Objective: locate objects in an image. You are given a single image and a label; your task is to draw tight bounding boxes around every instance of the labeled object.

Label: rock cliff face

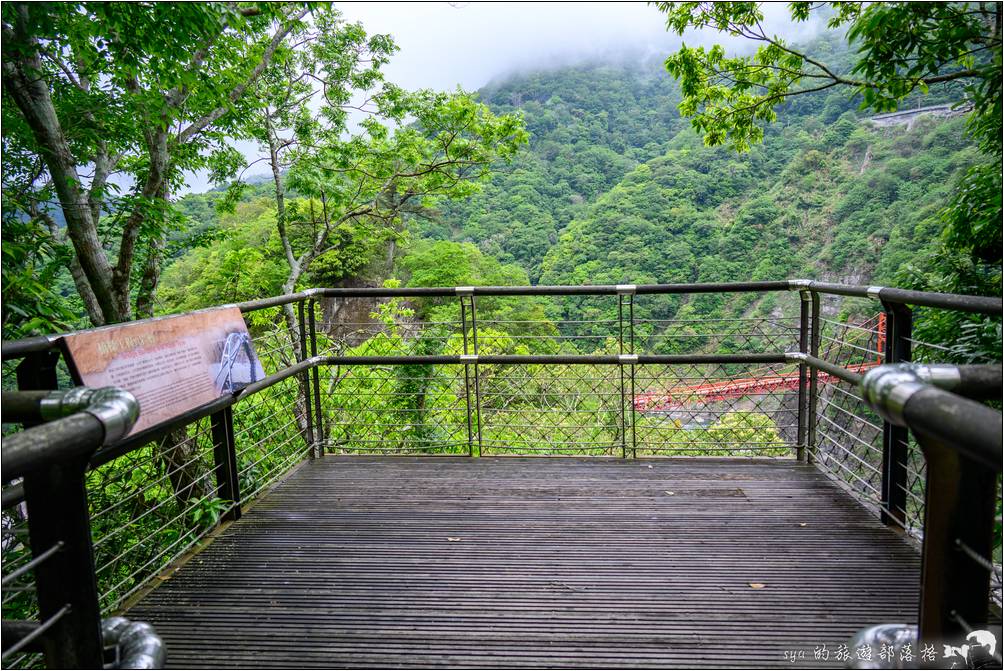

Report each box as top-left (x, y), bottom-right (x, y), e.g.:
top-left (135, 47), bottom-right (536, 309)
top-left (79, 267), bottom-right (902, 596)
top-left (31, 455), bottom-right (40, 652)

top-left (318, 291), bottom-right (420, 348)
top-left (319, 293), bottom-right (385, 348)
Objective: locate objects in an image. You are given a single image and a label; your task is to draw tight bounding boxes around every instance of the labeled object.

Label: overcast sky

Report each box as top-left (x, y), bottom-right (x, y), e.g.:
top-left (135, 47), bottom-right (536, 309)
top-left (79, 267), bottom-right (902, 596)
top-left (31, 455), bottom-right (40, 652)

top-left (181, 2), bottom-right (826, 193)
top-left (334, 2), bottom-right (678, 92)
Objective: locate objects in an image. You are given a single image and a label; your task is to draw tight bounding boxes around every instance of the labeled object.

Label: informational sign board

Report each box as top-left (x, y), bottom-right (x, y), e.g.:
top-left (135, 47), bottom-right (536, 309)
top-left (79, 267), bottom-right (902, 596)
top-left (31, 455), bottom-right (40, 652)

top-left (62, 307), bottom-right (266, 437)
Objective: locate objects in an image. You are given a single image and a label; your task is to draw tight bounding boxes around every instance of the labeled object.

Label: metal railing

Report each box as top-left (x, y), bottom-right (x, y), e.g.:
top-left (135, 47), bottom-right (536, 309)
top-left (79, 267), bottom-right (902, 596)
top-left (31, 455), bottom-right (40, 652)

top-left (1, 280), bottom-right (1000, 668)
top-left (1, 386), bottom-right (165, 668)
top-left (850, 364), bottom-right (1002, 661)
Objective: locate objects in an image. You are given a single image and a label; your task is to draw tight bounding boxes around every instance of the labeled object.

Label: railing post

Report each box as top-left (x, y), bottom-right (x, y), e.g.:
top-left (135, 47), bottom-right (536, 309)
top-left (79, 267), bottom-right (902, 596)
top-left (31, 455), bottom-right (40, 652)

top-left (796, 291), bottom-right (810, 461)
top-left (16, 351), bottom-right (60, 421)
top-left (626, 293), bottom-right (637, 458)
top-left (880, 302), bottom-right (911, 528)
top-left (915, 431), bottom-right (997, 644)
top-left (470, 294), bottom-right (483, 458)
top-left (308, 299), bottom-right (324, 454)
top-left (22, 458), bottom-right (105, 668)
top-left (617, 295), bottom-right (627, 459)
top-left (460, 296), bottom-right (475, 457)
top-left (297, 300), bottom-right (315, 458)
top-left (806, 292), bottom-right (820, 463)
top-left (210, 406), bottom-right (241, 522)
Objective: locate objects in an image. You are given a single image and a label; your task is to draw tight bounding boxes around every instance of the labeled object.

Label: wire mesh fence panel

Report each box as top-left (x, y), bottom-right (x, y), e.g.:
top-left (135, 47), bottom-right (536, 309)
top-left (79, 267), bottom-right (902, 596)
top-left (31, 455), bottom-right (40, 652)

top-left (814, 377), bottom-right (885, 511)
top-left (313, 296), bottom-right (463, 356)
top-left (633, 362), bottom-right (798, 456)
top-left (322, 362), bottom-right (470, 455)
top-left (540, 295), bottom-right (622, 351)
top-left (478, 363), bottom-right (622, 456)
top-left (479, 294), bottom-right (620, 355)
top-left (635, 317), bottom-right (801, 356)
top-left (233, 374), bottom-right (313, 500)
top-left (86, 416), bottom-right (220, 614)
top-left (630, 292), bottom-right (802, 355)
top-left (308, 293), bottom-right (810, 456)
top-left (812, 308), bottom-right (887, 514)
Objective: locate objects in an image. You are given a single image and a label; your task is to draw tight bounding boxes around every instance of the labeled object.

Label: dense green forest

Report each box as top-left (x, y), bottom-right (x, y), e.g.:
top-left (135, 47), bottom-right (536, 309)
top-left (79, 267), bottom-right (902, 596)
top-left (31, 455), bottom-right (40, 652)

top-left (157, 41), bottom-right (983, 336)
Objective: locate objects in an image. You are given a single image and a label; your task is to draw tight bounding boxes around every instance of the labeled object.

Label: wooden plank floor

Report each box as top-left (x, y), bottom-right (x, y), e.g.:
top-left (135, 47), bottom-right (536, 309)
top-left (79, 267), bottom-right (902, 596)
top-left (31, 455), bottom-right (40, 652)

top-left (126, 457), bottom-right (920, 668)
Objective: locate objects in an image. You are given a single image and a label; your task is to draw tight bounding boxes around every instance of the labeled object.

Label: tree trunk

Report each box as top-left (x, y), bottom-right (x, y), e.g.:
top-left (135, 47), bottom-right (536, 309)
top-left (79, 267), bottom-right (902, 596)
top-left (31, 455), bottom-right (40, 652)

top-left (135, 235), bottom-right (165, 320)
top-left (134, 183), bottom-right (169, 320)
top-left (264, 122), bottom-right (314, 452)
top-left (1, 6), bottom-right (120, 324)
top-left (155, 428), bottom-right (211, 512)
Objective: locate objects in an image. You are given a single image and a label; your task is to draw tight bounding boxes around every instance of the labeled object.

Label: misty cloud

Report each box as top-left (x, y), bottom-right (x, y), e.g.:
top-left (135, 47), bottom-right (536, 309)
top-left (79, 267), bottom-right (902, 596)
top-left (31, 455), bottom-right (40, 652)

top-left (181, 2), bottom-right (832, 193)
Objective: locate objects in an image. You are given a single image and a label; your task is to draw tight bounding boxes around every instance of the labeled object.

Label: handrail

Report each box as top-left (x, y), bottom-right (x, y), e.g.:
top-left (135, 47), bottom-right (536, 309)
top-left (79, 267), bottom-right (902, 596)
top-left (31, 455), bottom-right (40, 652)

top-left (861, 364), bottom-right (1003, 469)
top-left (1, 387), bottom-right (140, 479)
top-left (3, 280), bottom-right (999, 360)
top-left (0, 387), bottom-right (141, 668)
top-left (802, 281), bottom-right (1003, 314)
top-left (857, 363), bottom-right (1002, 645)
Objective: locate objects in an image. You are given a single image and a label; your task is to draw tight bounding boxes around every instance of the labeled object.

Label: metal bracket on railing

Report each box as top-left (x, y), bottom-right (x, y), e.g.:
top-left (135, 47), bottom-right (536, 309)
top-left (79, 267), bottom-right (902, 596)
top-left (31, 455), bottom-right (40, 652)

top-left (39, 387), bottom-right (140, 444)
top-left (618, 354), bottom-right (638, 364)
top-left (861, 364), bottom-right (970, 427)
top-left (455, 287), bottom-right (475, 296)
top-left (866, 285), bottom-right (885, 300)
top-left (787, 279), bottom-right (812, 289)
top-left (101, 616), bottom-right (166, 669)
top-left (861, 366), bottom-right (926, 427)
top-left (459, 354), bottom-right (478, 363)
top-left (616, 285), bottom-right (636, 295)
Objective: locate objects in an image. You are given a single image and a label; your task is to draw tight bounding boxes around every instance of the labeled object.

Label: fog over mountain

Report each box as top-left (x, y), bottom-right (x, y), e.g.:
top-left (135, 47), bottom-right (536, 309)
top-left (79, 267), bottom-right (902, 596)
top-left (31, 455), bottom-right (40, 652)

top-left (338, 2), bottom-right (829, 91)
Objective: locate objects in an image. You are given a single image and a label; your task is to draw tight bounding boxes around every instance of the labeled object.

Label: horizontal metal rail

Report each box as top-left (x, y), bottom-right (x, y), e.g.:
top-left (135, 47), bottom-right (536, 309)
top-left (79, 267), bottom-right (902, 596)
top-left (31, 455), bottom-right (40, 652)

top-left (0, 606), bottom-right (70, 659)
top-left (903, 386), bottom-right (1003, 470)
top-left (804, 281), bottom-right (1002, 314)
top-left (862, 366), bottom-right (1003, 470)
top-left (2, 388), bottom-right (139, 479)
top-left (4, 280), bottom-right (998, 360)
top-left (857, 363), bottom-right (1002, 644)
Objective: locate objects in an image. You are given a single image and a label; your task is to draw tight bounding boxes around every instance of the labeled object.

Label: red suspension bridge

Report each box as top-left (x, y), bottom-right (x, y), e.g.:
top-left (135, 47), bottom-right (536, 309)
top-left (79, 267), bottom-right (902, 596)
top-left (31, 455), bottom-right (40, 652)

top-left (635, 314), bottom-right (884, 413)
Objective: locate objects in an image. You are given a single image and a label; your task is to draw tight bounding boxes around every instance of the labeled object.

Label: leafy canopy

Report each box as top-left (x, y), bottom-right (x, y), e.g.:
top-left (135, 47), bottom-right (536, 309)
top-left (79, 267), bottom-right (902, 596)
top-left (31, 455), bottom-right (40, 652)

top-left (657, 2), bottom-right (1001, 151)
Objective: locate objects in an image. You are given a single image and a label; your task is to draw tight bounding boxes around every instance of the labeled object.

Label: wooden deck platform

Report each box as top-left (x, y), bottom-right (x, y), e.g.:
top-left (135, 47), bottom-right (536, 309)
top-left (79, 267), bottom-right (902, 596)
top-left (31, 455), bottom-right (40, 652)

top-left (126, 457), bottom-right (921, 668)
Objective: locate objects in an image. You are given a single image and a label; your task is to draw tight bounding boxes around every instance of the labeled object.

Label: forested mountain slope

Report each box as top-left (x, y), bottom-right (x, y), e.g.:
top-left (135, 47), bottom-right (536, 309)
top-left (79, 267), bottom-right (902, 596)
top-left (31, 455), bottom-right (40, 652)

top-left (415, 38), bottom-right (972, 292)
top-left (538, 114), bottom-right (978, 289)
top-left (161, 37), bottom-right (978, 320)
top-left (416, 60), bottom-right (687, 281)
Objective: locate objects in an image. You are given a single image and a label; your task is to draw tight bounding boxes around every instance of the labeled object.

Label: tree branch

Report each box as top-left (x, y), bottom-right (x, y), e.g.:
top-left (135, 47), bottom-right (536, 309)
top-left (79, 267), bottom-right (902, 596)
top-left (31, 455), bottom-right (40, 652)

top-left (176, 6), bottom-right (311, 145)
